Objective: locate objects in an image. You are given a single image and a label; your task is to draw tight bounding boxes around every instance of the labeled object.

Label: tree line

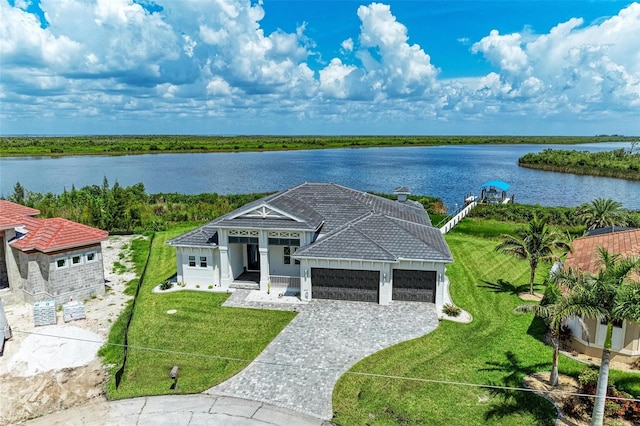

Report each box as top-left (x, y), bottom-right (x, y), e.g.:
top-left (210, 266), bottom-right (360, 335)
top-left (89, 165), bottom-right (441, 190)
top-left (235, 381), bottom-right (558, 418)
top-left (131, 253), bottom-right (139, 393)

top-left (6, 179), bottom-right (266, 233)
top-left (518, 144), bottom-right (640, 181)
top-left (1, 135), bottom-right (636, 156)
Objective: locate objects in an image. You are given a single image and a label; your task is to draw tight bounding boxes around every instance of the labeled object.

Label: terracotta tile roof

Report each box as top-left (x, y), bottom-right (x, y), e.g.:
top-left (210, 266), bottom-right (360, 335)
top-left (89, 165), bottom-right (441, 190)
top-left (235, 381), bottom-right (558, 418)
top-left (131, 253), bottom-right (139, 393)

top-left (565, 229), bottom-right (640, 282)
top-left (0, 200), bottom-right (40, 217)
top-left (0, 201), bottom-right (42, 231)
top-left (0, 200), bottom-right (108, 252)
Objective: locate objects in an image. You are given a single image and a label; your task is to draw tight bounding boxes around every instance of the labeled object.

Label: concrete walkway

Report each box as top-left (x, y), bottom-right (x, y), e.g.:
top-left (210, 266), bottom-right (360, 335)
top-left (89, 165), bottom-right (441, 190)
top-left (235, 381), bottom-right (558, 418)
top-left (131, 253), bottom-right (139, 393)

top-left (23, 394), bottom-right (330, 426)
top-left (210, 291), bottom-right (439, 419)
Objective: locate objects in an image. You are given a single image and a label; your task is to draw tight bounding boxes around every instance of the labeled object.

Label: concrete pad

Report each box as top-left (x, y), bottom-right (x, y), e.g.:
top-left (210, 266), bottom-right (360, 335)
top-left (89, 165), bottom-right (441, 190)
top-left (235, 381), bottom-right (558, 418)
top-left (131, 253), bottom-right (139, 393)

top-left (210, 395), bottom-right (262, 418)
top-left (190, 412), bottom-right (271, 425)
top-left (253, 404), bottom-right (326, 426)
top-left (137, 411), bottom-right (193, 425)
top-left (108, 396), bottom-right (147, 417)
top-left (142, 394), bottom-right (215, 414)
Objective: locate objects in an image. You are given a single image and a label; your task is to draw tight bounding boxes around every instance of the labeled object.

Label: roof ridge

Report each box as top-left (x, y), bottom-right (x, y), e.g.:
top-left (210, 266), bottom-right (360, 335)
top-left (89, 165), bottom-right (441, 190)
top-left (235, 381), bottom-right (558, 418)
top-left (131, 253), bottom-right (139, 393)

top-left (311, 212), bottom-right (397, 259)
top-left (348, 218), bottom-right (398, 260)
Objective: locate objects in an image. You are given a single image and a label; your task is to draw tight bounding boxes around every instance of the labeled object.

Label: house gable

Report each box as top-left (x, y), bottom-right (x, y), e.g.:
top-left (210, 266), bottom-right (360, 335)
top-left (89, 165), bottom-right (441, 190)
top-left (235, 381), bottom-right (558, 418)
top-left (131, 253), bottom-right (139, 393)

top-left (229, 204), bottom-right (305, 223)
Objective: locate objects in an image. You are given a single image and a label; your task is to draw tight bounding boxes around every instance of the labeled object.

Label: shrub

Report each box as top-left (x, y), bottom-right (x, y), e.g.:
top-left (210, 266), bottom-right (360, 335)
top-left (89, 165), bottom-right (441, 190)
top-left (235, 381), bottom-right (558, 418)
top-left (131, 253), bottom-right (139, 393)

top-left (442, 303), bottom-right (461, 317)
top-left (159, 280), bottom-right (173, 291)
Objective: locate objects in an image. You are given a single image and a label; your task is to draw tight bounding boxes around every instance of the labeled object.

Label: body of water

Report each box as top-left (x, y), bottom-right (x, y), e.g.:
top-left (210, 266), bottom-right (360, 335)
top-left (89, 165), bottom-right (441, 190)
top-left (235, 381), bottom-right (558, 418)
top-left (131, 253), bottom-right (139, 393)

top-left (1, 142), bottom-right (638, 211)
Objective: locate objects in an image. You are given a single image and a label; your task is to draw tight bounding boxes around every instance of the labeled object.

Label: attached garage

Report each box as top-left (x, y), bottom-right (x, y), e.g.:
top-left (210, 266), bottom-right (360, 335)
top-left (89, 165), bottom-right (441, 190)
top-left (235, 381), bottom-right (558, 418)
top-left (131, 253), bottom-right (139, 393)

top-left (392, 269), bottom-right (436, 303)
top-left (311, 268), bottom-right (379, 302)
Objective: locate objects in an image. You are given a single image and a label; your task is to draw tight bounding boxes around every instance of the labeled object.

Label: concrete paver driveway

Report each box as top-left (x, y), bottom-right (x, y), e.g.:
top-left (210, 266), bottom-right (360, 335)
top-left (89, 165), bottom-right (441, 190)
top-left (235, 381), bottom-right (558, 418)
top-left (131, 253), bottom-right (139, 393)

top-left (209, 293), bottom-right (439, 420)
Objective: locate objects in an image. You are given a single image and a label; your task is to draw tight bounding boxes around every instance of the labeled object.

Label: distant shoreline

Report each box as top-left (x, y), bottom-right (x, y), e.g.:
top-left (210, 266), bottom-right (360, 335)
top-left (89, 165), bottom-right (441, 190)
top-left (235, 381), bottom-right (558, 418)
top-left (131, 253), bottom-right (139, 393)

top-left (0, 135), bottom-right (636, 157)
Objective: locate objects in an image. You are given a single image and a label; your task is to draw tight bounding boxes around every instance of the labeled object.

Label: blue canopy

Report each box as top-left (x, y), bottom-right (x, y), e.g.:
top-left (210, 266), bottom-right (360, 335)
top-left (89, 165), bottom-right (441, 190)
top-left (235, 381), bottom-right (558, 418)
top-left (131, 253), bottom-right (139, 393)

top-left (480, 180), bottom-right (510, 191)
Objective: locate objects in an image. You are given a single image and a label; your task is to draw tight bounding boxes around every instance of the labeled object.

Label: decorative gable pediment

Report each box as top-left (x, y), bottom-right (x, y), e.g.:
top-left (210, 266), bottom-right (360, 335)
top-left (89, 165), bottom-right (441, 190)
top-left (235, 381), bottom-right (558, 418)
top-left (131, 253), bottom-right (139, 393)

top-left (230, 204), bottom-right (303, 222)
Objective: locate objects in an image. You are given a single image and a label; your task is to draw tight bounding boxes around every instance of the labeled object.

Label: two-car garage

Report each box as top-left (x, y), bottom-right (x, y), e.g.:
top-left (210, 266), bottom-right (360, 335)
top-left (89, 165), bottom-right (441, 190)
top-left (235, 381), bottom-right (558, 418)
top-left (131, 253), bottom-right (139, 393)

top-left (310, 268), bottom-right (436, 303)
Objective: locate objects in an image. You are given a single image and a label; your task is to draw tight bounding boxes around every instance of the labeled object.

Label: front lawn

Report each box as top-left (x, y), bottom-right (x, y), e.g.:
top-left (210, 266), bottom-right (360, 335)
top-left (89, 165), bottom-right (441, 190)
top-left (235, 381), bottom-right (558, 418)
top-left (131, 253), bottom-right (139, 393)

top-left (332, 225), bottom-right (640, 425)
top-left (102, 226), bottom-right (296, 399)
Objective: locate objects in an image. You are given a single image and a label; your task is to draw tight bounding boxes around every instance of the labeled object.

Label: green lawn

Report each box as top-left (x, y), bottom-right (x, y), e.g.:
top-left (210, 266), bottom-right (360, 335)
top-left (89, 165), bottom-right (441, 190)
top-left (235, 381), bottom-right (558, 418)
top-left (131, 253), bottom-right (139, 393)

top-left (101, 221), bottom-right (640, 422)
top-left (331, 224), bottom-right (640, 425)
top-left (101, 227), bottom-right (296, 399)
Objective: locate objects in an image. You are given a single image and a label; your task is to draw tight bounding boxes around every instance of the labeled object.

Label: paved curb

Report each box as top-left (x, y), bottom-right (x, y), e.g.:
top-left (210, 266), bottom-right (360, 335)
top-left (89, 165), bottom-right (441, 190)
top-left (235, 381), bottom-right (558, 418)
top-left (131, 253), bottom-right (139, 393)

top-left (23, 394), bottom-right (331, 426)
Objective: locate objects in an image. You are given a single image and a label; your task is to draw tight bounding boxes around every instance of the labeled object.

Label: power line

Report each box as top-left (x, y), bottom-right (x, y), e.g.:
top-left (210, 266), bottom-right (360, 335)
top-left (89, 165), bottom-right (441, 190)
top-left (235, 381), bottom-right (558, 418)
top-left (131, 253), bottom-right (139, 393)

top-left (10, 328), bottom-right (640, 403)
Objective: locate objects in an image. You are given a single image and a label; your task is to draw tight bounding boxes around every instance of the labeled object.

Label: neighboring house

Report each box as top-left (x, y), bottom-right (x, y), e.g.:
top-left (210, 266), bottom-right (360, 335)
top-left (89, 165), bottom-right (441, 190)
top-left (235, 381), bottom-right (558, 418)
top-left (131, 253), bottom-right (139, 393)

top-left (168, 183), bottom-right (454, 310)
top-left (0, 201), bottom-right (108, 306)
top-left (565, 228), bottom-right (640, 362)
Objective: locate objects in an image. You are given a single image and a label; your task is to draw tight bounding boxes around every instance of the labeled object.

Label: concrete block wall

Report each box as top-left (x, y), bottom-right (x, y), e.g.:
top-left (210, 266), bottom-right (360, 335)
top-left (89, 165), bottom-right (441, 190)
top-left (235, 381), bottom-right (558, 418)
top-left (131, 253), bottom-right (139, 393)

top-left (47, 247), bottom-right (105, 305)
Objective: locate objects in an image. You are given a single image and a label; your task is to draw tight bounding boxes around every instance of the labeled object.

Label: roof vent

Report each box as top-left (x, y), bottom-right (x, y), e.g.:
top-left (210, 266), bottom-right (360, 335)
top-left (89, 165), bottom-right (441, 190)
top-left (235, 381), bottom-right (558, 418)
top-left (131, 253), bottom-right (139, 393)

top-left (394, 186), bottom-right (410, 202)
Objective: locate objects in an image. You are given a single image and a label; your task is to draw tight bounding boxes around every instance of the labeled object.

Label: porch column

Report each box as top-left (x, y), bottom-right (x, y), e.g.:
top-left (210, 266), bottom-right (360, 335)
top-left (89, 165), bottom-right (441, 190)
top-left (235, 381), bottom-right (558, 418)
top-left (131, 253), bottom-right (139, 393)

top-left (219, 247), bottom-right (232, 289)
top-left (258, 231), bottom-right (270, 292)
top-left (379, 264), bottom-right (392, 305)
top-left (435, 264), bottom-right (445, 312)
top-left (300, 260), bottom-right (311, 301)
top-left (219, 230), bottom-right (232, 290)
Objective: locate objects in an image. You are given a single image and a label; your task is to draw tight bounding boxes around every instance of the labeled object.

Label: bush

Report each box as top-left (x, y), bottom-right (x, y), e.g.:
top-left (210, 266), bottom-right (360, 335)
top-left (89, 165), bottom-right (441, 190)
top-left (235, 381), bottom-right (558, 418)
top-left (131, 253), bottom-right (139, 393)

top-left (159, 280), bottom-right (173, 291)
top-left (442, 303), bottom-right (461, 317)
top-left (575, 367), bottom-right (640, 423)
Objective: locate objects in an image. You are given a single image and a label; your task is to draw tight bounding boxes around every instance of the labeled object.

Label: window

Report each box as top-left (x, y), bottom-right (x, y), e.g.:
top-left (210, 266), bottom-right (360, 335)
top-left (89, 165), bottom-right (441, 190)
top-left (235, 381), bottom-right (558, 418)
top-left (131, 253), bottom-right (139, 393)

top-left (188, 256), bottom-right (196, 267)
top-left (72, 255), bottom-right (82, 266)
top-left (228, 236), bottom-right (259, 244)
top-left (600, 318), bottom-right (623, 327)
top-left (86, 252), bottom-right (96, 262)
top-left (56, 258), bottom-right (67, 269)
top-left (283, 247), bottom-right (300, 265)
top-left (200, 256), bottom-right (207, 268)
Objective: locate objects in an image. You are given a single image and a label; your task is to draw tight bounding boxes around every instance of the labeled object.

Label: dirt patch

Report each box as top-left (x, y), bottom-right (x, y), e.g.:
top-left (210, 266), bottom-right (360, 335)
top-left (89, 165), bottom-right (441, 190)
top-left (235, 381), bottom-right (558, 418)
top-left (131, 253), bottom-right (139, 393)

top-left (0, 235), bottom-right (141, 425)
top-left (524, 372), bottom-right (587, 426)
top-left (524, 372), bottom-right (635, 426)
top-left (518, 292), bottom-right (544, 301)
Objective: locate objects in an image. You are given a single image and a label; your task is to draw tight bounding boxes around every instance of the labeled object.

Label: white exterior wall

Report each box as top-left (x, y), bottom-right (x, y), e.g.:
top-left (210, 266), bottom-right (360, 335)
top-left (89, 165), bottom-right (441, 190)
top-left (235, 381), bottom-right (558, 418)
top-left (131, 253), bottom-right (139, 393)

top-left (176, 247), bottom-right (215, 286)
top-left (268, 246), bottom-right (301, 276)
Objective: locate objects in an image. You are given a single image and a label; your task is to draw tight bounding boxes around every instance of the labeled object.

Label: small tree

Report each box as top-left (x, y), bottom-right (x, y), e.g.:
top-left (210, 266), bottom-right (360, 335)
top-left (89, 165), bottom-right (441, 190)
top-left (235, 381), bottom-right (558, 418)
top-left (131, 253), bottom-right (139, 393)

top-left (577, 198), bottom-right (628, 230)
top-left (516, 277), bottom-right (596, 386)
top-left (496, 216), bottom-right (570, 294)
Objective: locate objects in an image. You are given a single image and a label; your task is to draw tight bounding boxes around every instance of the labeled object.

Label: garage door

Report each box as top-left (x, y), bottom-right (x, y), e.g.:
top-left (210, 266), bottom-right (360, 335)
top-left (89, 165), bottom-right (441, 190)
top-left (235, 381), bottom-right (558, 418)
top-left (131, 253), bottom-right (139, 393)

top-left (311, 268), bottom-right (379, 302)
top-left (392, 270), bottom-right (436, 302)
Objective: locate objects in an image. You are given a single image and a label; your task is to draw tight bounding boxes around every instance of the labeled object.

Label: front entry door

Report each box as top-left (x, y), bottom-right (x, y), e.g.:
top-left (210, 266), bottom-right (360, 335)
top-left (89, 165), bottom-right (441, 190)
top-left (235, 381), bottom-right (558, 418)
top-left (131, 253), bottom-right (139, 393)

top-left (247, 244), bottom-right (260, 271)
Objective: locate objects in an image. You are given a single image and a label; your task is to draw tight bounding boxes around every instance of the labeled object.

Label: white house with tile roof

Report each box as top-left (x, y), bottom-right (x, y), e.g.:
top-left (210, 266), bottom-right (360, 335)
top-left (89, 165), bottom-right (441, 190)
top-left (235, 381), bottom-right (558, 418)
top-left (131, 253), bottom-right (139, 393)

top-left (0, 200), bottom-right (108, 305)
top-left (168, 183), bottom-right (453, 309)
top-left (564, 228), bottom-right (640, 362)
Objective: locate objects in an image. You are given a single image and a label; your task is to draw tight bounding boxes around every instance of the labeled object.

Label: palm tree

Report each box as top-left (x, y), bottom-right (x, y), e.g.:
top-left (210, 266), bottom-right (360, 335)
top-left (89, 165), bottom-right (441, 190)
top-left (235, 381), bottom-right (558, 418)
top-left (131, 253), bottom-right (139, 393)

top-left (515, 279), bottom-right (596, 386)
top-left (496, 216), bottom-right (570, 295)
top-left (577, 198), bottom-right (628, 230)
top-left (560, 248), bottom-right (640, 426)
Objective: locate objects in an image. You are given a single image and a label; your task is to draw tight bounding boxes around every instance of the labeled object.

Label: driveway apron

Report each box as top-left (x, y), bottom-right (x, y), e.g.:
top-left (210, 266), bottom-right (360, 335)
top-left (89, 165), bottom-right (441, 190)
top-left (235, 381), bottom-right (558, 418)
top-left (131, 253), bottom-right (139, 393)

top-left (208, 293), bottom-right (439, 420)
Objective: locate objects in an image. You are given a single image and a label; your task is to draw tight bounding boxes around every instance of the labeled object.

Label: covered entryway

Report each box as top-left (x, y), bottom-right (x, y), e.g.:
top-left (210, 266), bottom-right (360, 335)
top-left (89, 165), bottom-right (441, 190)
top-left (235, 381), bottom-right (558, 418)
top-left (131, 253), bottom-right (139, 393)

top-left (311, 268), bottom-right (379, 302)
top-left (392, 269), bottom-right (436, 302)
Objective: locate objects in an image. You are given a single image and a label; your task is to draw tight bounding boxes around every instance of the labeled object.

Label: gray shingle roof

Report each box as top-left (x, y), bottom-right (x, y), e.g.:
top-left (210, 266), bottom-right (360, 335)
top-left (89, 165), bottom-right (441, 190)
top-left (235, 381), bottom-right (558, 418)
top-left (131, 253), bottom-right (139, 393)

top-left (168, 183), bottom-right (452, 263)
top-left (294, 212), bottom-right (452, 262)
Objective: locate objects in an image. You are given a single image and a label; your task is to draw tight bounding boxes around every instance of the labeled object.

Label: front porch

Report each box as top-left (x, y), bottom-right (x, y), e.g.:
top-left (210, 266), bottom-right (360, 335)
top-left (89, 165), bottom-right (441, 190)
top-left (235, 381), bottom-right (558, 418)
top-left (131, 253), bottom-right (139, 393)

top-left (231, 272), bottom-right (301, 297)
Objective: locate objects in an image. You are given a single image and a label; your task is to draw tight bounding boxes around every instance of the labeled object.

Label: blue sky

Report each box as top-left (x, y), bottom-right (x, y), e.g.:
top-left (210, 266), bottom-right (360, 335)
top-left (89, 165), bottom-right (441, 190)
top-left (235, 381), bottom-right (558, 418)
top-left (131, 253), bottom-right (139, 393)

top-left (1, 0), bottom-right (639, 136)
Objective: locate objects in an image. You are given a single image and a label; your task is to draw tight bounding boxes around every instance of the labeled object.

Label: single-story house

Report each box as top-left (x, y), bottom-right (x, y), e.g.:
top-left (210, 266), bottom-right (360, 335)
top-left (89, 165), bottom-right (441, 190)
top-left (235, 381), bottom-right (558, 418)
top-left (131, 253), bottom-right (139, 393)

top-left (564, 228), bottom-right (640, 362)
top-left (0, 200), bottom-right (108, 306)
top-left (168, 183), bottom-right (454, 309)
